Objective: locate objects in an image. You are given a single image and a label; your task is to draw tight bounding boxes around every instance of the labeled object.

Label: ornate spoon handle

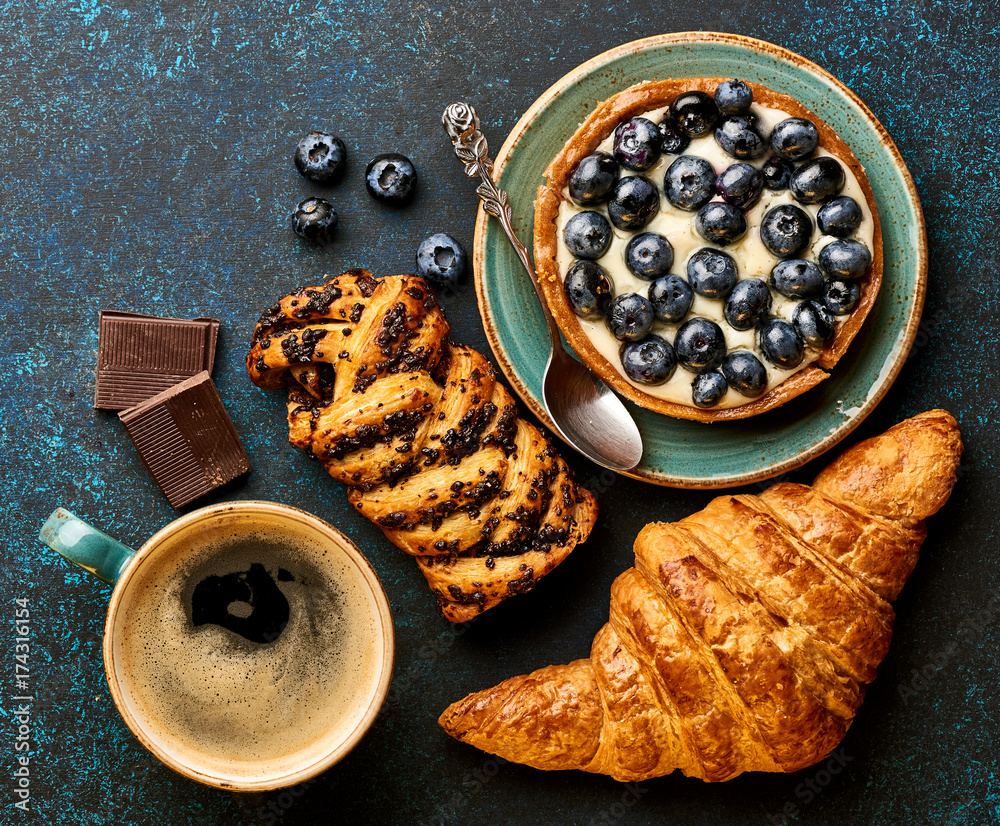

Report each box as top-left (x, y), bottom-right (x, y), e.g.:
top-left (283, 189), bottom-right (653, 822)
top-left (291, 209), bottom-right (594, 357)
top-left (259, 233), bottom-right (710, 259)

top-left (442, 102), bottom-right (561, 346)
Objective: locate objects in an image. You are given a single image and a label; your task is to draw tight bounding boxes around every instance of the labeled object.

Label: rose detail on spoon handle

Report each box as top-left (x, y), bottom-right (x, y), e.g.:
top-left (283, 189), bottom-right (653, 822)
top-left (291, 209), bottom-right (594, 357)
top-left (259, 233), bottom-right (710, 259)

top-left (442, 102), bottom-right (560, 345)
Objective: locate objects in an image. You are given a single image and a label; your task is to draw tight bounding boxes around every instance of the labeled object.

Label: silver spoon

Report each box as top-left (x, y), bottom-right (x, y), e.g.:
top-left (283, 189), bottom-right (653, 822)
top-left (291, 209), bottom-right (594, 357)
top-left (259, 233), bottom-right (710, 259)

top-left (442, 102), bottom-right (643, 471)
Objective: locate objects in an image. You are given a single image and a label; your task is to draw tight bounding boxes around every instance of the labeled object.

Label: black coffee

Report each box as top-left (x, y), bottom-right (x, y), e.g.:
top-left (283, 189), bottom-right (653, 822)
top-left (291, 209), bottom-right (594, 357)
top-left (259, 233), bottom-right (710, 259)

top-left (191, 562), bottom-right (291, 644)
top-left (111, 513), bottom-right (384, 781)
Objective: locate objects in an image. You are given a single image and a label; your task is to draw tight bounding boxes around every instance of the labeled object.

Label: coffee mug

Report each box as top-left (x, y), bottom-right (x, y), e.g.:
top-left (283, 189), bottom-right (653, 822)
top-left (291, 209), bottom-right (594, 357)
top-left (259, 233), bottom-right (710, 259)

top-left (39, 501), bottom-right (395, 791)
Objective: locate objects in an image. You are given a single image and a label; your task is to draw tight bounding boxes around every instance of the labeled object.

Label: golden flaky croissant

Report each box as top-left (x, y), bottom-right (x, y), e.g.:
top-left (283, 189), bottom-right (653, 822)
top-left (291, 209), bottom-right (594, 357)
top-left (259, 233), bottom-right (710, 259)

top-left (440, 410), bottom-right (962, 781)
top-left (247, 269), bottom-right (598, 621)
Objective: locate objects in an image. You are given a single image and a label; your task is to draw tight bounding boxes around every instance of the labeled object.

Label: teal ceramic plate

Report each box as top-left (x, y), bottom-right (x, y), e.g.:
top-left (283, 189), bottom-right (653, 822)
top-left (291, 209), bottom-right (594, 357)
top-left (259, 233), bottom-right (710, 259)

top-left (473, 32), bottom-right (926, 488)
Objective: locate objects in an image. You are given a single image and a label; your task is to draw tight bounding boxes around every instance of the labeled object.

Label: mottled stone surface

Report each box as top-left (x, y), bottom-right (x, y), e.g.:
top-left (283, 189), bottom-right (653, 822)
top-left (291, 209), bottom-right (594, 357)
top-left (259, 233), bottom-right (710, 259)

top-left (1, 1), bottom-right (997, 824)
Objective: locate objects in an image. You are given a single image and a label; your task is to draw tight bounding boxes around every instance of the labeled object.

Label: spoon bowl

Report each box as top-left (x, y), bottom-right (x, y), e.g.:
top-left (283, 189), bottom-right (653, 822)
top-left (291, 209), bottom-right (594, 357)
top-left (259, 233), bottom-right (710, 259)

top-left (543, 346), bottom-right (643, 471)
top-left (443, 102), bottom-right (643, 471)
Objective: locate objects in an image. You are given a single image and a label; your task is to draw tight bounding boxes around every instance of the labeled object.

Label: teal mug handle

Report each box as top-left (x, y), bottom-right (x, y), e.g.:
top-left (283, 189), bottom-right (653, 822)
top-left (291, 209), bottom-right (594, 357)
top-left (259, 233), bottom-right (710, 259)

top-left (39, 508), bottom-right (137, 585)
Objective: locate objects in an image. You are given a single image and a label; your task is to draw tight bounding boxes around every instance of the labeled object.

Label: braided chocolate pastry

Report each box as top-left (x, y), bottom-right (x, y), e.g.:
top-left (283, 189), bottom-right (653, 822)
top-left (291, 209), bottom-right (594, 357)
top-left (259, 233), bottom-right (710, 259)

top-left (247, 269), bottom-right (598, 622)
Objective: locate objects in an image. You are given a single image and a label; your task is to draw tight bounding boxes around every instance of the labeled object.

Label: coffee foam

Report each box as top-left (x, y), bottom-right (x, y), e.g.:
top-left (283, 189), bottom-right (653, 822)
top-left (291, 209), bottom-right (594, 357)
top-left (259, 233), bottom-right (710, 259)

top-left (110, 510), bottom-right (387, 783)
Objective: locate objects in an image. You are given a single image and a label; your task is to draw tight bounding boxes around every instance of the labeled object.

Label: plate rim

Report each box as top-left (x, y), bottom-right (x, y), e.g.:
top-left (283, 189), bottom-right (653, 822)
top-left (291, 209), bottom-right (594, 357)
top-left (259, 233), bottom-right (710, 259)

top-left (473, 31), bottom-right (927, 488)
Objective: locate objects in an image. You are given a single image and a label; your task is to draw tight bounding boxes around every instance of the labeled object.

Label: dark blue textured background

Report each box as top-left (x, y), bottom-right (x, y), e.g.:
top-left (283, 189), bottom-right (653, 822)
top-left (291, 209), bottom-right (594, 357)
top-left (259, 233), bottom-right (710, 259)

top-left (1, 1), bottom-right (997, 824)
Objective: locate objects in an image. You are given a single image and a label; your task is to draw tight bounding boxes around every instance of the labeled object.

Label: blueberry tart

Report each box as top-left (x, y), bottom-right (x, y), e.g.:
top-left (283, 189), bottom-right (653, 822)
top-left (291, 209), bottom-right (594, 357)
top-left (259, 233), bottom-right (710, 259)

top-left (534, 78), bottom-right (882, 422)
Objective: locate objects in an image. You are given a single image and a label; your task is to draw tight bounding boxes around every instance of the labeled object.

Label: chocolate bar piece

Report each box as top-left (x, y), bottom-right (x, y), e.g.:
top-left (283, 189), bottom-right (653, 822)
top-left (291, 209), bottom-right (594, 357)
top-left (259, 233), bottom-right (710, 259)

top-left (119, 371), bottom-right (250, 508)
top-left (94, 311), bottom-right (220, 410)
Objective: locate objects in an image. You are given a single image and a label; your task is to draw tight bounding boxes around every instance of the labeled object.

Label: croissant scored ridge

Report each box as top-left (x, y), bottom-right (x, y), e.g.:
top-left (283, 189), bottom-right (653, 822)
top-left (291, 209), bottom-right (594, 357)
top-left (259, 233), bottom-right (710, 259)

top-left (439, 410), bottom-right (962, 781)
top-left (246, 270), bottom-right (598, 621)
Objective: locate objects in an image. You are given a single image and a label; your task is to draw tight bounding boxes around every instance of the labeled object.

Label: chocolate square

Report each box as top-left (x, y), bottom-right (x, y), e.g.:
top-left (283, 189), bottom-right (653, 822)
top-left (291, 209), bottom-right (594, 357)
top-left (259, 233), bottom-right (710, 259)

top-left (118, 371), bottom-right (250, 508)
top-left (94, 311), bottom-right (220, 410)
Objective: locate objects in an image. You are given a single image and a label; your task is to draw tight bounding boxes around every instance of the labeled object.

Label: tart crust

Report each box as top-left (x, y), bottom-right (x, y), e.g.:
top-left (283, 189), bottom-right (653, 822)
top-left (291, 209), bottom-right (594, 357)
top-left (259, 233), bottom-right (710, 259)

top-left (533, 78), bottom-right (883, 422)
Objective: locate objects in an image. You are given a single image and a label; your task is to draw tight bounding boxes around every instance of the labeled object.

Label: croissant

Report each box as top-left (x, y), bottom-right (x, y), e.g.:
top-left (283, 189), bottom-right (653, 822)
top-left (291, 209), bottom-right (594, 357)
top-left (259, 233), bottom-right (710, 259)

top-left (246, 269), bottom-right (598, 622)
top-left (440, 410), bottom-right (962, 781)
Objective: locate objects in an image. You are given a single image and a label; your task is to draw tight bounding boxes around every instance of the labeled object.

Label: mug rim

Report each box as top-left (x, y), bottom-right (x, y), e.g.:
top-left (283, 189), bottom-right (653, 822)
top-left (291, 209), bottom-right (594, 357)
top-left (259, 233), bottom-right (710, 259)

top-left (102, 500), bottom-right (396, 791)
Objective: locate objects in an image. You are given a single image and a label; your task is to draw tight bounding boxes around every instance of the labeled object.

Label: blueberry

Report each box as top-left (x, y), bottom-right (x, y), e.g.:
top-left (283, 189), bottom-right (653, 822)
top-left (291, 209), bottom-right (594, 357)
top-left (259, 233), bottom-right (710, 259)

top-left (817, 239), bottom-right (871, 280)
top-left (695, 202), bottom-right (748, 247)
top-left (714, 114), bottom-right (767, 160)
top-left (294, 132), bottom-right (347, 184)
top-left (723, 278), bottom-right (772, 330)
top-left (563, 211), bottom-right (613, 260)
top-left (720, 351), bottom-right (768, 397)
top-left (762, 155), bottom-right (794, 191)
top-left (789, 157), bottom-right (845, 204)
top-left (648, 274), bottom-right (693, 322)
top-left (607, 175), bottom-right (659, 230)
top-left (568, 151), bottom-right (620, 206)
top-left (714, 79), bottom-right (753, 115)
top-left (769, 259), bottom-right (824, 299)
top-left (613, 118), bottom-right (662, 172)
top-left (292, 197), bottom-right (338, 243)
top-left (817, 196), bottom-right (863, 238)
top-left (687, 248), bottom-right (738, 298)
top-left (669, 91), bottom-right (719, 137)
top-left (564, 260), bottom-right (614, 320)
top-left (674, 317), bottom-right (727, 373)
top-left (692, 371), bottom-right (729, 408)
top-left (415, 232), bottom-right (466, 288)
top-left (769, 118), bottom-right (819, 162)
top-left (607, 293), bottom-right (655, 342)
top-left (823, 279), bottom-right (861, 315)
top-left (365, 153), bottom-right (417, 205)
top-left (625, 232), bottom-right (674, 280)
top-left (793, 300), bottom-right (836, 349)
top-left (758, 318), bottom-right (804, 369)
top-left (716, 163), bottom-right (763, 209)
top-left (620, 335), bottom-right (677, 385)
top-left (657, 120), bottom-right (690, 155)
top-left (664, 156), bottom-right (716, 211)
top-left (760, 204), bottom-right (813, 258)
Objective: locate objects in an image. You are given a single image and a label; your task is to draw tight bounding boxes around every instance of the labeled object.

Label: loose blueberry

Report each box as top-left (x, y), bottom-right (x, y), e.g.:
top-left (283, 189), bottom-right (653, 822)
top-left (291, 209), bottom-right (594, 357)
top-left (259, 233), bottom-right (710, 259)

top-left (760, 204), bottom-right (813, 258)
top-left (687, 248), bottom-right (738, 298)
top-left (817, 196), bottom-right (863, 238)
top-left (758, 318), bottom-right (804, 369)
top-left (793, 300), bottom-right (836, 348)
top-left (664, 156), bottom-right (716, 211)
top-left (789, 157), bottom-right (845, 204)
top-left (563, 211), bottom-right (613, 260)
top-left (294, 132), bottom-right (347, 184)
top-left (607, 293), bottom-right (655, 342)
top-left (292, 197), bottom-right (338, 243)
top-left (769, 259), bottom-right (824, 299)
top-left (714, 114), bottom-right (767, 160)
top-left (716, 163), bottom-right (763, 209)
top-left (674, 317), bottom-right (727, 373)
top-left (625, 232), bottom-right (674, 280)
top-left (365, 153), bottom-right (417, 205)
top-left (823, 279), bottom-right (861, 315)
top-left (669, 91), bottom-right (719, 137)
top-left (613, 117), bottom-right (662, 172)
top-left (692, 371), bottom-right (729, 408)
top-left (720, 350), bottom-right (768, 397)
top-left (696, 202), bottom-right (748, 247)
top-left (762, 155), bottom-right (794, 191)
top-left (723, 278), bottom-right (772, 330)
top-left (817, 239), bottom-right (871, 280)
top-left (714, 79), bottom-right (753, 115)
top-left (607, 175), bottom-right (659, 230)
top-left (620, 335), bottom-right (677, 385)
top-left (648, 274), bottom-right (693, 323)
top-left (568, 151), bottom-right (620, 206)
top-left (657, 120), bottom-right (690, 155)
top-left (564, 260), bottom-right (614, 320)
top-left (415, 232), bottom-right (466, 288)
top-left (769, 118), bottom-right (819, 162)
